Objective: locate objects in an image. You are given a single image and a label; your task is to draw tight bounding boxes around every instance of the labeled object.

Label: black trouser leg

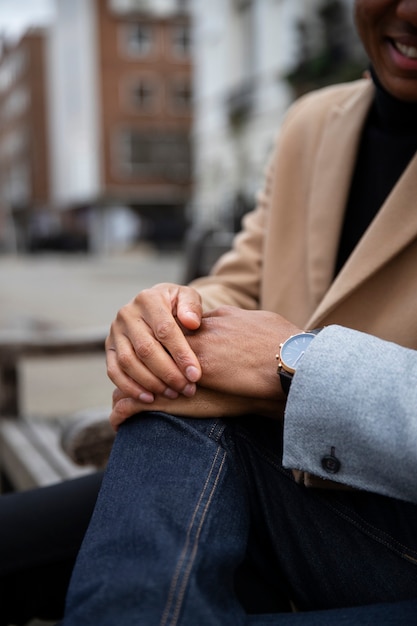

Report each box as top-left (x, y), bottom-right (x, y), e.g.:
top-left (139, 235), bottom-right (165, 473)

top-left (0, 471), bottom-right (103, 625)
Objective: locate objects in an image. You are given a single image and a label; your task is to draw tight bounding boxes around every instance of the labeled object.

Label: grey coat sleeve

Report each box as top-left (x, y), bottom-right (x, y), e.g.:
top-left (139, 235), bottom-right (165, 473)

top-left (282, 325), bottom-right (417, 503)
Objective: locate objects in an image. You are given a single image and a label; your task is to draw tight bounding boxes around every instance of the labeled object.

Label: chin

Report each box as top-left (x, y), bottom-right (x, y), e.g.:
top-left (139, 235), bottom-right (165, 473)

top-left (378, 71), bottom-right (417, 102)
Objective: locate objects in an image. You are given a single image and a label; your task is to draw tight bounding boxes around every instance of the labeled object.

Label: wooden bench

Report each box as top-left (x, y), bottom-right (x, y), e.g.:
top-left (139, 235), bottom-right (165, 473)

top-left (0, 418), bottom-right (94, 491)
top-left (0, 326), bottom-right (108, 492)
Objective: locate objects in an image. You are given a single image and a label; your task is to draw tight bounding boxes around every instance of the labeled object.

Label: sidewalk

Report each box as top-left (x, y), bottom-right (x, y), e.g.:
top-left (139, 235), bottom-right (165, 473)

top-left (0, 247), bottom-right (185, 419)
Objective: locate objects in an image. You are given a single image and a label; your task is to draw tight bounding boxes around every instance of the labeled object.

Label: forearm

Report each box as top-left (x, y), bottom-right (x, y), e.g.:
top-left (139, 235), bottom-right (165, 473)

top-left (110, 386), bottom-right (284, 429)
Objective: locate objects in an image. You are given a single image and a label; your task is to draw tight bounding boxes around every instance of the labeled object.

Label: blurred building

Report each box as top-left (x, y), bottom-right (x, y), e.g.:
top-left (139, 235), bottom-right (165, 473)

top-left (0, 29), bottom-right (50, 252)
top-left (189, 0), bottom-right (365, 236)
top-left (0, 0), bottom-right (193, 253)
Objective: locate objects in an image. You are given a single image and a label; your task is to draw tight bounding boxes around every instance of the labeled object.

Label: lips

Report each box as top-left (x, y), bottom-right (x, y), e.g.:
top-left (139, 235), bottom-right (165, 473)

top-left (394, 41), bottom-right (417, 60)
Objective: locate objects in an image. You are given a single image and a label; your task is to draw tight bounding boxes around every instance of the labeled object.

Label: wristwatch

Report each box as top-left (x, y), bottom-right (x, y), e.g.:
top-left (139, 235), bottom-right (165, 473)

top-left (276, 329), bottom-right (322, 395)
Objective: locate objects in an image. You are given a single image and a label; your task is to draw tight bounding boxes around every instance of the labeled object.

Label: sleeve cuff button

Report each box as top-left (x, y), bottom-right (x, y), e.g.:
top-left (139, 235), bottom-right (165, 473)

top-left (321, 454), bottom-right (341, 474)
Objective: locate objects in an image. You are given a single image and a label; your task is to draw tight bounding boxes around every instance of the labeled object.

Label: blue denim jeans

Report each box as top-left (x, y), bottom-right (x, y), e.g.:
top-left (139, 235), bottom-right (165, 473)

top-left (62, 413), bottom-right (417, 625)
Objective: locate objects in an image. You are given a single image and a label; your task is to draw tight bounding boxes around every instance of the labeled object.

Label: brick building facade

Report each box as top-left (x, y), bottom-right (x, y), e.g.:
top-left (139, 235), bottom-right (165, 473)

top-left (0, 0), bottom-right (192, 252)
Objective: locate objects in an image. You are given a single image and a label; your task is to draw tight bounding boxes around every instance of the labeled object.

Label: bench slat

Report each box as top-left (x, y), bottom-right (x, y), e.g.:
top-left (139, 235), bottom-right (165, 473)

top-left (0, 420), bottom-right (93, 491)
top-left (0, 326), bottom-right (107, 418)
top-left (0, 326), bottom-right (107, 356)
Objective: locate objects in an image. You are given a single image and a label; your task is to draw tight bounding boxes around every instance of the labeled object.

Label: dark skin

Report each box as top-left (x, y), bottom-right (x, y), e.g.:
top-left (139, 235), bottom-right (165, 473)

top-left (355, 0), bottom-right (417, 102)
top-left (107, 0), bottom-right (417, 428)
top-left (109, 304), bottom-right (299, 429)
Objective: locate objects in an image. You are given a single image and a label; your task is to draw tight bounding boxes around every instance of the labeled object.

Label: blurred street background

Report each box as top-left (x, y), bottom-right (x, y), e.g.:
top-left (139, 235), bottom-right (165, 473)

top-left (0, 0), bottom-right (365, 257)
top-left (0, 246), bottom-right (184, 418)
top-left (0, 0), bottom-right (366, 423)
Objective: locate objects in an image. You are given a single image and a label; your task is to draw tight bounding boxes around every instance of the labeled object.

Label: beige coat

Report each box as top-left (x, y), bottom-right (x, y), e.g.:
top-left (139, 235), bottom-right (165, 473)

top-left (192, 78), bottom-right (417, 351)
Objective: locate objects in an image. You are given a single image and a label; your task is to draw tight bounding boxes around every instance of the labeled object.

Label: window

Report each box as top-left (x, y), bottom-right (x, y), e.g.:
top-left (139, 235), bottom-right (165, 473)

top-left (1, 87), bottom-right (30, 121)
top-left (117, 130), bottom-right (191, 181)
top-left (123, 23), bottom-right (154, 57)
top-left (109, 0), bottom-right (151, 12)
top-left (171, 24), bottom-right (191, 58)
top-left (170, 79), bottom-right (192, 113)
top-left (130, 79), bottom-right (156, 111)
top-left (230, 0), bottom-right (255, 83)
top-left (0, 49), bottom-right (27, 95)
top-left (234, 0), bottom-right (253, 9)
top-left (0, 128), bottom-right (28, 159)
top-left (6, 161), bottom-right (30, 205)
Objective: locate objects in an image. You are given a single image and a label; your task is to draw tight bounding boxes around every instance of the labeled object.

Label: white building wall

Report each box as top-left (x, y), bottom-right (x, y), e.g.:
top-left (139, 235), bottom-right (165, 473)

top-left (190, 0), bottom-right (356, 229)
top-left (190, 0), bottom-right (298, 227)
top-left (46, 0), bottom-right (101, 208)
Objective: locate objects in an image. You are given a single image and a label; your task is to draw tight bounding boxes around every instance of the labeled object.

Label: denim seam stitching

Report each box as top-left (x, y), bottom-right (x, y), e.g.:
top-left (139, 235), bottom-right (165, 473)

top-left (323, 500), bottom-right (417, 563)
top-left (235, 429), bottom-right (417, 564)
top-left (331, 499), bottom-right (417, 555)
top-left (208, 419), bottom-right (227, 442)
top-left (159, 446), bottom-right (228, 626)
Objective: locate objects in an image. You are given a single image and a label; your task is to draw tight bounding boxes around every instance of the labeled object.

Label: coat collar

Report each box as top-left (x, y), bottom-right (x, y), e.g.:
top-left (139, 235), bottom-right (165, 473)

top-left (307, 81), bottom-right (417, 329)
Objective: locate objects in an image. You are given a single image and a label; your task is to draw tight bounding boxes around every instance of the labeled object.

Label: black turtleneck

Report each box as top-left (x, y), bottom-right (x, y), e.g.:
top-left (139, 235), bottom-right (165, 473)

top-left (334, 69), bottom-right (417, 275)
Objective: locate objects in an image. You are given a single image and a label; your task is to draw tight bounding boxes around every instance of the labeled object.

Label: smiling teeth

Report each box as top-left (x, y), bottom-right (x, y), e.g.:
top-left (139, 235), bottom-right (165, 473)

top-left (395, 42), bottom-right (417, 59)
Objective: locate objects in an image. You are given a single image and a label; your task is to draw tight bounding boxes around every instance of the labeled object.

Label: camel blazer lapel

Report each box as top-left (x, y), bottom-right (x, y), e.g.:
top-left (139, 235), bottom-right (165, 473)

top-left (260, 79), bottom-right (382, 326)
top-left (279, 78), bottom-right (417, 335)
top-left (196, 78), bottom-right (417, 345)
top-left (305, 81), bottom-right (374, 313)
top-left (308, 150), bottom-right (417, 328)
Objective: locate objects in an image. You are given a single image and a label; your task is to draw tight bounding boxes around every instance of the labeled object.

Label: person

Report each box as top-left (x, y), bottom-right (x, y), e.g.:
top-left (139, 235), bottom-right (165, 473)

top-left (1, 325), bottom-right (416, 625)
top-left (59, 0), bottom-right (417, 623)
top-left (2, 0), bottom-right (417, 623)
top-left (59, 324), bottom-right (417, 626)
top-left (2, 328), bottom-right (417, 626)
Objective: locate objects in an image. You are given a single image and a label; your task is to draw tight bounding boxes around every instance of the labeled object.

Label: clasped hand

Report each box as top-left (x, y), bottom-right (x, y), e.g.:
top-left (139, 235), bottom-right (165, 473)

top-left (105, 283), bottom-right (300, 428)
